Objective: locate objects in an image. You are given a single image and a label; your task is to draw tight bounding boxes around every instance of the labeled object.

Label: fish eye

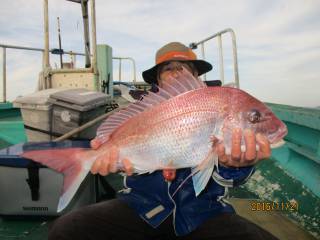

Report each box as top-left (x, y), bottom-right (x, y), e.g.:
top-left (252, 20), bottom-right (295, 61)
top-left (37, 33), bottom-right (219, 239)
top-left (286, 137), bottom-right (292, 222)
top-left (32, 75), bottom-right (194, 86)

top-left (248, 109), bottom-right (261, 123)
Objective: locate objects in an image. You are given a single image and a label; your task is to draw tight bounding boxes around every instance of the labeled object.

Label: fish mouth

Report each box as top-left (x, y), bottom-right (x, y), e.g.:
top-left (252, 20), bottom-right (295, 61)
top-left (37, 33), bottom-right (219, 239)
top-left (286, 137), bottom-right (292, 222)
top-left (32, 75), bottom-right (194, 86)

top-left (269, 126), bottom-right (288, 149)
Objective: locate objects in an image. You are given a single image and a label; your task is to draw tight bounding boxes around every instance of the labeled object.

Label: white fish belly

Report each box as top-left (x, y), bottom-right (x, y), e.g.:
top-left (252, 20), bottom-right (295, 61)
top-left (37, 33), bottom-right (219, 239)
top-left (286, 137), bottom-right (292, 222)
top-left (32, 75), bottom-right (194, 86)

top-left (119, 112), bottom-right (217, 173)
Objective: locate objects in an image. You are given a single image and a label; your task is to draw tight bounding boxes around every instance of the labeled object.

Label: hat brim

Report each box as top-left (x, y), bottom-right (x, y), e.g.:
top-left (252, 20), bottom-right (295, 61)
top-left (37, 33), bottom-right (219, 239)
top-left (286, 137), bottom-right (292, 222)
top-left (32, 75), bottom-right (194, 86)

top-left (142, 59), bottom-right (213, 84)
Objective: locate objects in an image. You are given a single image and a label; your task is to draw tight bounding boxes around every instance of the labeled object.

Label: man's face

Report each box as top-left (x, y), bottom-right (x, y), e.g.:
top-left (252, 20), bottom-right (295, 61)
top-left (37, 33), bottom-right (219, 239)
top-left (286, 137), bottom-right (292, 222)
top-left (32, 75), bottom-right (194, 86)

top-left (157, 61), bottom-right (198, 88)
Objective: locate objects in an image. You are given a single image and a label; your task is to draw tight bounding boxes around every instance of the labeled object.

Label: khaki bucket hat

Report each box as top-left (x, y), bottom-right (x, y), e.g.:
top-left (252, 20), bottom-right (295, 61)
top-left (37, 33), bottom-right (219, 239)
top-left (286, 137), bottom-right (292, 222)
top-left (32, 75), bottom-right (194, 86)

top-left (142, 42), bottom-right (213, 84)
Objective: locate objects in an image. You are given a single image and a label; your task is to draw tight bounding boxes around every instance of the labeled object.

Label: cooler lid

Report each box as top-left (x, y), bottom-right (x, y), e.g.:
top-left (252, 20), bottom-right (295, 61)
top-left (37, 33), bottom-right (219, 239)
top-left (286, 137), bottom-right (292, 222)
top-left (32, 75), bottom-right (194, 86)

top-left (49, 88), bottom-right (110, 111)
top-left (13, 88), bottom-right (65, 110)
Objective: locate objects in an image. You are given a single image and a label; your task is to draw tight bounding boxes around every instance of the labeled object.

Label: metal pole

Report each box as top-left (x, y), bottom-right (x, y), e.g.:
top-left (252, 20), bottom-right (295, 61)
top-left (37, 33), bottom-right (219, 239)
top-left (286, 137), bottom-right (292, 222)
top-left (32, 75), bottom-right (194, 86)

top-left (43, 0), bottom-right (50, 68)
top-left (201, 43), bottom-right (207, 81)
top-left (81, 0), bottom-right (91, 68)
top-left (190, 28), bottom-right (232, 46)
top-left (90, 0), bottom-right (97, 75)
top-left (119, 59), bottom-right (122, 82)
top-left (112, 57), bottom-right (137, 83)
top-left (189, 28), bottom-right (240, 88)
top-left (71, 51), bottom-right (76, 68)
top-left (131, 58), bottom-right (136, 83)
top-left (57, 17), bottom-right (63, 68)
top-left (200, 43), bottom-right (205, 59)
top-left (217, 35), bottom-right (224, 84)
top-left (229, 30), bottom-right (240, 88)
top-left (2, 48), bottom-right (6, 102)
top-left (0, 43), bottom-right (86, 57)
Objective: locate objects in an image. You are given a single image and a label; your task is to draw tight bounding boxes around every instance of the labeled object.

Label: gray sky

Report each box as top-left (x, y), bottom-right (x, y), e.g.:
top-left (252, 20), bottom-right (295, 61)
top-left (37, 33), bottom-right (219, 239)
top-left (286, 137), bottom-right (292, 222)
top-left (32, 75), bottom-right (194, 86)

top-left (0, 0), bottom-right (320, 107)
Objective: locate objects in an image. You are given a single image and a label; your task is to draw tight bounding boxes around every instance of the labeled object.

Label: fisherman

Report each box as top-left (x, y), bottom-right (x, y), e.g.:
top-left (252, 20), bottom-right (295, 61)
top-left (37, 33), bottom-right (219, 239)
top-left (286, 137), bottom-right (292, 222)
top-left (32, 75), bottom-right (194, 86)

top-left (48, 42), bottom-right (278, 240)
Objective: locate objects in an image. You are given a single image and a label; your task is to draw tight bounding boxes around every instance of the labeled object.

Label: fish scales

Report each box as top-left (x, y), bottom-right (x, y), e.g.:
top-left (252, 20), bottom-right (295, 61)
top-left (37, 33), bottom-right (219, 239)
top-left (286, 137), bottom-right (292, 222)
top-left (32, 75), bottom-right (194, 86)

top-left (109, 88), bottom-right (223, 171)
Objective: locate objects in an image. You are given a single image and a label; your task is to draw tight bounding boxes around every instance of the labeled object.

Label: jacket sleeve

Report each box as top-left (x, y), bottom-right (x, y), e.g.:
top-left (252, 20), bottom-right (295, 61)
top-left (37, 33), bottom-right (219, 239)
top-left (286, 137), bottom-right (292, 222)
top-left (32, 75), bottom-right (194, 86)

top-left (212, 164), bottom-right (255, 187)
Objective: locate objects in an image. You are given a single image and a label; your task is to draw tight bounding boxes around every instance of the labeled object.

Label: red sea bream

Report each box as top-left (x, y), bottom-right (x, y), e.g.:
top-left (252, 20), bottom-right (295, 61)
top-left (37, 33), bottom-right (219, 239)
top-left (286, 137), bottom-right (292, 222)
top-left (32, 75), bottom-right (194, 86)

top-left (21, 69), bottom-right (287, 212)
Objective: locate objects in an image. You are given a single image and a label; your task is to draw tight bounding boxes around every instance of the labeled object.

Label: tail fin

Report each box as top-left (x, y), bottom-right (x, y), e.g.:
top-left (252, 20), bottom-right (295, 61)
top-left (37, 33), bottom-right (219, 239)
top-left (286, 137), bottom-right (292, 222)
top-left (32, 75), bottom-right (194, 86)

top-left (21, 148), bottom-right (92, 212)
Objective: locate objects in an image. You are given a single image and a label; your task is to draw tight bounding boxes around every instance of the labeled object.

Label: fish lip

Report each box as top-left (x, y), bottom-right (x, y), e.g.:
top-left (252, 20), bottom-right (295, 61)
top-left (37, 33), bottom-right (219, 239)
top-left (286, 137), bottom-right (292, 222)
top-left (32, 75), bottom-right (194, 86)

top-left (269, 127), bottom-right (288, 144)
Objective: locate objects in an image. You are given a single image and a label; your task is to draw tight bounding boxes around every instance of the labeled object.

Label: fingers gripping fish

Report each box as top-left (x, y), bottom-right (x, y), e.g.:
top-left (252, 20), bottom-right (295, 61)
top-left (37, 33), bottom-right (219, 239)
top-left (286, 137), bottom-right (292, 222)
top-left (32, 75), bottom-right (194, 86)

top-left (21, 68), bottom-right (287, 212)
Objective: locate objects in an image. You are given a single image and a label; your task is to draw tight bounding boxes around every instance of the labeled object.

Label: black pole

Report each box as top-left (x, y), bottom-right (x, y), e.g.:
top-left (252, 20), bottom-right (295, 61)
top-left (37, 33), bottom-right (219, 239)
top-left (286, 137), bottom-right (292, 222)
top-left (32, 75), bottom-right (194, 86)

top-left (57, 17), bottom-right (63, 68)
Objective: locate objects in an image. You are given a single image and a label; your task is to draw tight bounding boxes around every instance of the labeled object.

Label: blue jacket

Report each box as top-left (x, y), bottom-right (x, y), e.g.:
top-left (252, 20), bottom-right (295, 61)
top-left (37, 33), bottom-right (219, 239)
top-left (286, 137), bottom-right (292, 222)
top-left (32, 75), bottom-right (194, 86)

top-left (118, 165), bottom-right (254, 236)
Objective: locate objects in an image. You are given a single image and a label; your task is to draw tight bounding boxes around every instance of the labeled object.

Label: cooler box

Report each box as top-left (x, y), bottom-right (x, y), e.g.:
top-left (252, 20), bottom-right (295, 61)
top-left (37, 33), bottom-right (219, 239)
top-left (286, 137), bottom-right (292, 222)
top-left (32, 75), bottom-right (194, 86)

top-left (0, 141), bottom-right (96, 216)
top-left (49, 89), bottom-right (110, 139)
top-left (13, 88), bottom-right (65, 142)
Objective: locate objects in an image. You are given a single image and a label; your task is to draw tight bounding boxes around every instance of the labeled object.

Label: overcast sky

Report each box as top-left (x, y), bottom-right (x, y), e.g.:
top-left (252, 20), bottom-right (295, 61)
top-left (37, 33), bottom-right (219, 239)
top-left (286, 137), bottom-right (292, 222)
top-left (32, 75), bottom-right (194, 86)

top-left (0, 0), bottom-right (319, 107)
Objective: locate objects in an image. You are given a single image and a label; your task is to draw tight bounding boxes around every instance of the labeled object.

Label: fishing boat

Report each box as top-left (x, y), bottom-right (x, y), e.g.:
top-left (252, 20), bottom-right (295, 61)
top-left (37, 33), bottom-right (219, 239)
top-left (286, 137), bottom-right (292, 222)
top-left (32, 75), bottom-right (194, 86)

top-left (0, 1), bottom-right (319, 239)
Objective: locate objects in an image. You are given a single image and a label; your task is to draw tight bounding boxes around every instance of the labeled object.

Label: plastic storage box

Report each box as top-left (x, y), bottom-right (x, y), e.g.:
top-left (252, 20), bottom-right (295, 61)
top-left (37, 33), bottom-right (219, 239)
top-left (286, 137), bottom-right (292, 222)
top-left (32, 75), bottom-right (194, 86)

top-left (0, 141), bottom-right (96, 216)
top-left (13, 88), bottom-right (65, 142)
top-left (49, 89), bottom-right (110, 139)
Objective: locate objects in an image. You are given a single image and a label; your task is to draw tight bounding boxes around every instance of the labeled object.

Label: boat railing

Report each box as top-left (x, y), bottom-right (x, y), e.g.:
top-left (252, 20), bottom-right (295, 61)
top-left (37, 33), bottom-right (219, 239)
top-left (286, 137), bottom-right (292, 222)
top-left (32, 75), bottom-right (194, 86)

top-left (189, 28), bottom-right (239, 88)
top-left (113, 57), bottom-right (137, 83)
top-left (0, 43), bottom-right (137, 102)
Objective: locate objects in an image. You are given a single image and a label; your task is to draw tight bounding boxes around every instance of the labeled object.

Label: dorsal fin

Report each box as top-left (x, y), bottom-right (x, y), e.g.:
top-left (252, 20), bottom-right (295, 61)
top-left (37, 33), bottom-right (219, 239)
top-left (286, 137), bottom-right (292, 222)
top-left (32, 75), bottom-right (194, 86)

top-left (96, 67), bottom-right (206, 140)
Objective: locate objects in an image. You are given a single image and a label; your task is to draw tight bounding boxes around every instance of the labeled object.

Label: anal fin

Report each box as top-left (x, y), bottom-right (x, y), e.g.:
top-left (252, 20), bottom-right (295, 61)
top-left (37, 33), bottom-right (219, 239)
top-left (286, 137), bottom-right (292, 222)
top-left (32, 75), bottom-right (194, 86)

top-left (171, 150), bottom-right (218, 197)
top-left (192, 152), bottom-right (218, 196)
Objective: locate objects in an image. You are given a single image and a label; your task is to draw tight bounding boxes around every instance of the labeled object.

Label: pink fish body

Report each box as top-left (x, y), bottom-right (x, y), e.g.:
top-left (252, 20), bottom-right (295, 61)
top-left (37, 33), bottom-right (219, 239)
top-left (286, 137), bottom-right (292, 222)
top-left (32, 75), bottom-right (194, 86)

top-left (101, 87), bottom-right (286, 171)
top-left (21, 70), bottom-right (287, 212)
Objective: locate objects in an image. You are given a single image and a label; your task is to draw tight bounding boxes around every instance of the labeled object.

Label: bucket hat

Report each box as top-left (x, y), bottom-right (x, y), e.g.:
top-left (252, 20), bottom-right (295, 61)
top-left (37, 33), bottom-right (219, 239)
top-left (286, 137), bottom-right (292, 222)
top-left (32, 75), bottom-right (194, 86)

top-left (142, 42), bottom-right (213, 84)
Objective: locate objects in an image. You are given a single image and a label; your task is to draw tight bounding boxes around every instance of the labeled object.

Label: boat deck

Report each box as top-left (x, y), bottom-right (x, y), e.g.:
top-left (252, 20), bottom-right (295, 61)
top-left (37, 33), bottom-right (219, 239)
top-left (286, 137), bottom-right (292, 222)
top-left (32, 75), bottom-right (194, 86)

top-left (0, 103), bottom-right (26, 148)
top-left (230, 198), bottom-right (317, 240)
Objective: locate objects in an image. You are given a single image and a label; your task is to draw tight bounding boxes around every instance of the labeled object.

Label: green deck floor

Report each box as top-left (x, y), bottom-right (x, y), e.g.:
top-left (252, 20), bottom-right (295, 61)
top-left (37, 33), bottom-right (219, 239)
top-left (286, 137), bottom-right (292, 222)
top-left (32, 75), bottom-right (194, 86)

top-left (230, 158), bottom-right (320, 239)
top-left (0, 103), bottom-right (26, 149)
top-left (0, 218), bottom-right (49, 240)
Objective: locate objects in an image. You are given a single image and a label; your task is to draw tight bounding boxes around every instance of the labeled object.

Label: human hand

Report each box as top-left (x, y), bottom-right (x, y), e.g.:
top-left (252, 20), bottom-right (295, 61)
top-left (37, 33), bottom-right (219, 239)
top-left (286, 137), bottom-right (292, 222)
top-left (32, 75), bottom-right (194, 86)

top-left (90, 138), bottom-right (133, 176)
top-left (91, 139), bottom-right (176, 180)
top-left (216, 128), bottom-right (271, 168)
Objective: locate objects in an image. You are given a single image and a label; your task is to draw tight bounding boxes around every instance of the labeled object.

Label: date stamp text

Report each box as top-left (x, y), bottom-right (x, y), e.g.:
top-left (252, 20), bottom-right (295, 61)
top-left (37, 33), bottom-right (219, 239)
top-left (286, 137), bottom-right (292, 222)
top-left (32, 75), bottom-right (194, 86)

top-left (251, 200), bottom-right (298, 211)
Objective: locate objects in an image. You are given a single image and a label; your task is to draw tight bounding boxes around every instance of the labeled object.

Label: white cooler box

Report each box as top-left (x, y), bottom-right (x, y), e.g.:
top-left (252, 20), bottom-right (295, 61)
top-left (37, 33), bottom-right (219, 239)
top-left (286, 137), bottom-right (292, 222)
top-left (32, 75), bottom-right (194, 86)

top-left (0, 141), bottom-right (96, 216)
top-left (13, 88), bottom-right (66, 142)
